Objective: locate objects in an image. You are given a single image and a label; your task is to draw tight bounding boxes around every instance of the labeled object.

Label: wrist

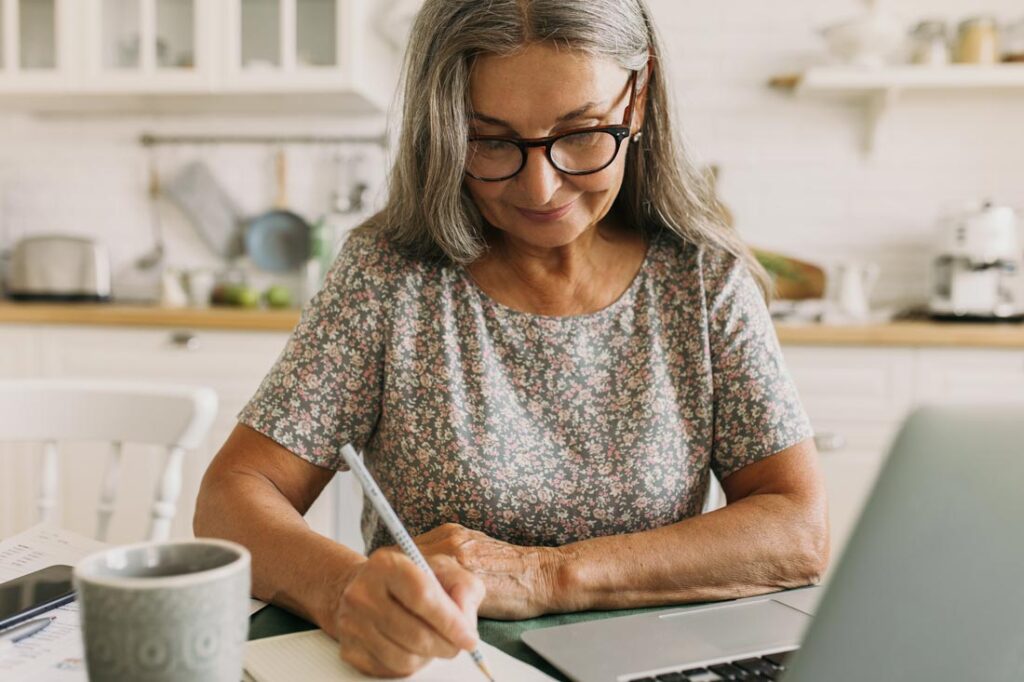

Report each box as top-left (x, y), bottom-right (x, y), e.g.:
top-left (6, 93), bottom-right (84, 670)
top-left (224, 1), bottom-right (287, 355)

top-left (315, 554), bottom-right (366, 635)
top-left (541, 544), bottom-right (586, 613)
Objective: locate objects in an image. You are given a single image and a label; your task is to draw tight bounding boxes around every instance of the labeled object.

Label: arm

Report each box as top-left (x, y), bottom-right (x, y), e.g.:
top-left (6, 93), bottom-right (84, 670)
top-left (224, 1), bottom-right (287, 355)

top-left (194, 424), bottom-right (483, 677)
top-left (194, 423), bottom-right (362, 627)
top-left (548, 437), bottom-right (830, 612)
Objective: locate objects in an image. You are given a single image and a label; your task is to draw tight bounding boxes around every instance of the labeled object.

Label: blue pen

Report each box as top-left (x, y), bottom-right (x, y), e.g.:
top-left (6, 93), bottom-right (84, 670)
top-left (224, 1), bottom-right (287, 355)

top-left (340, 443), bottom-right (495, 682)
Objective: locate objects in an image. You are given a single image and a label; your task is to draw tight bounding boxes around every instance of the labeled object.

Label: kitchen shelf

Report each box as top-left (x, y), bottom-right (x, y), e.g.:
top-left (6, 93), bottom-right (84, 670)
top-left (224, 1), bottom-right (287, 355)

top-left (769, 64), bottom-right (1024, 154)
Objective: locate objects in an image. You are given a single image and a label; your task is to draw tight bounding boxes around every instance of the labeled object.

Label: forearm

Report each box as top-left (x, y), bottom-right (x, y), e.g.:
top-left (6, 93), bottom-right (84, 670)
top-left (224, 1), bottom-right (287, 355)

top-left (193, 468), bottom-right (366, 634)
top-left (550, 491), bottom-right (829, 612)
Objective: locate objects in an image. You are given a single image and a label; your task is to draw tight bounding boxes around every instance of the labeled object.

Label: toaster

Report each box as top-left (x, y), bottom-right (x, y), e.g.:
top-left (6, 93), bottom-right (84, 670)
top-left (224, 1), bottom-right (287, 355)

top-left (6, 235), bottom-right (112, 302)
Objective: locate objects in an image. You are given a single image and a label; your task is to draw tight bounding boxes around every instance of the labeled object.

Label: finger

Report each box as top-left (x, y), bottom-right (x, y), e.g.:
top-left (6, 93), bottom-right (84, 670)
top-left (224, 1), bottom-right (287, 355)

top-left (375, 592), bottom-right (462, 659)
top-left (448, 576), bottom-right (486, 627)
top-left (340, 637), bottom-right (419, 679)
top-left (361, 622), bottom-right (434, 676)
top-left (386, 559), bottom-right (478, 651)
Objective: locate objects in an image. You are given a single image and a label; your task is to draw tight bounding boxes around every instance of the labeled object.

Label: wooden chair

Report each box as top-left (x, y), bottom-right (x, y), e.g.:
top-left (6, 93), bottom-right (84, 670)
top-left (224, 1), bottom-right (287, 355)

top-left (0, 379), bottom-right (218, 542)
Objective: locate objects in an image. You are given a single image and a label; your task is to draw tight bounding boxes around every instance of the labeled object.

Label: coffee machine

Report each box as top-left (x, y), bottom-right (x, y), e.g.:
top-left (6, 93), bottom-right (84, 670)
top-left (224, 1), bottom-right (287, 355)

top-left (929, 201), bottom-right (1024, 321)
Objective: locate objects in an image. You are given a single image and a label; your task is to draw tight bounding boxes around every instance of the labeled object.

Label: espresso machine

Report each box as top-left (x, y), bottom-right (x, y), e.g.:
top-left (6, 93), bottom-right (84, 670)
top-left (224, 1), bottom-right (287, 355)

top-left (929, 201), bottom-right (1024, 321)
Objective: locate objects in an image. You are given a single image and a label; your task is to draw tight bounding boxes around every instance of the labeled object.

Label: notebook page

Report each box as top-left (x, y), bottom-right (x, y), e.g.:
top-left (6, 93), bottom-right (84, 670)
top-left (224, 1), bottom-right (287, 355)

top-left (245, 629), bottom-right (556, 682)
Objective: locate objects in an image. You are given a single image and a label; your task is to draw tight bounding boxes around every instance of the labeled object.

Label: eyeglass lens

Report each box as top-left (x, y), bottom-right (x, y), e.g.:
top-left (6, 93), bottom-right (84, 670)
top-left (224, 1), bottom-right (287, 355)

top-left (467, 130), bottom-right (620, 180)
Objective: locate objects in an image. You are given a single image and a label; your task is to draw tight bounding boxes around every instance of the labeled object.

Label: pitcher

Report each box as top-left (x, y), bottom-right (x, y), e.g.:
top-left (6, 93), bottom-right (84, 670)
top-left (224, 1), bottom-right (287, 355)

top-left (832, 261), bottom-right (881, 321)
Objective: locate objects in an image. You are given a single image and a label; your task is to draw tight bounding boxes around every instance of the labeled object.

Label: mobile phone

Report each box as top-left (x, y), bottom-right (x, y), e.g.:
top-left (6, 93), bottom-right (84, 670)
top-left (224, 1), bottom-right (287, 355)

top-left (0, 565), bottom-right (75, 630)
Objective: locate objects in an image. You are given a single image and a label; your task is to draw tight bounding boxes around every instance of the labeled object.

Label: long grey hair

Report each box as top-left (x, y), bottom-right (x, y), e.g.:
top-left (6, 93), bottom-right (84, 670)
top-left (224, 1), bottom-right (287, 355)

top-left (363, 0), bottom-right (770, 297)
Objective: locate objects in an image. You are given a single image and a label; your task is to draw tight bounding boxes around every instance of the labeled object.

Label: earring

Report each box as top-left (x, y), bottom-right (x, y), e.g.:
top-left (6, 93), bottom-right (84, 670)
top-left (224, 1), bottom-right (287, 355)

top-left (631, 131), bottom-right (644, 143)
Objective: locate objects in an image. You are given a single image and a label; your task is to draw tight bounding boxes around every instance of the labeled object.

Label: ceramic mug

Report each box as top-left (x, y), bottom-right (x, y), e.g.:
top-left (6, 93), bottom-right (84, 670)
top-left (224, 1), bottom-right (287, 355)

top-left (74, 539), bottom-right (251, 682)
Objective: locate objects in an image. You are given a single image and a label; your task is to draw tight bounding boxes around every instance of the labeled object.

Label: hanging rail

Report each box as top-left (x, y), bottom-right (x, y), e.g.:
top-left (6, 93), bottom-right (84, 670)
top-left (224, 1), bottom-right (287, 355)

top-left (139, 133), bottom-right (388, 148)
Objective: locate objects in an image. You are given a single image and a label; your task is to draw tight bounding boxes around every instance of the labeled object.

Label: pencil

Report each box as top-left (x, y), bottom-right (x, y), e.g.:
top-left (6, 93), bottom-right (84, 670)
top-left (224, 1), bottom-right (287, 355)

top-left (340, 443), bottom-right (496, 682)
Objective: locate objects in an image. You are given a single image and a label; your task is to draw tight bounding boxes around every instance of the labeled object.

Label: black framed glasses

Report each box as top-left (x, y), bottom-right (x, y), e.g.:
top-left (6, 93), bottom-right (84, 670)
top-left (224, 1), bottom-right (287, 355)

top-left (465, 71), bottom-right (641, 182)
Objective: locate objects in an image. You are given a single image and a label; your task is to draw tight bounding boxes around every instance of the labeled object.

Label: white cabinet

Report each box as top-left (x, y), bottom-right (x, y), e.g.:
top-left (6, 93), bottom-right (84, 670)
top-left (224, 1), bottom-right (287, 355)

top-left (782, 346), bottom-right (914, 567)
top-left (915, 349), bottom-right (1024, 405)
top-left (0, 324), bottom-right (365, 553)
top-left (82, 0), bottom-right (214, 91)
top-left (0, 0), bottom-right (78, 89)
top-left (0, 0), bottom-right (402, 112)
top-left (783, 343), bottom-right (1024, 570)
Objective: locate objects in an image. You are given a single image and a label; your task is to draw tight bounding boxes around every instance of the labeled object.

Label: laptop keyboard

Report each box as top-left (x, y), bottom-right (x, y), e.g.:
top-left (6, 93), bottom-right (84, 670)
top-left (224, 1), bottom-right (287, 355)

top-left (629, 649), bottom-right (795, 681)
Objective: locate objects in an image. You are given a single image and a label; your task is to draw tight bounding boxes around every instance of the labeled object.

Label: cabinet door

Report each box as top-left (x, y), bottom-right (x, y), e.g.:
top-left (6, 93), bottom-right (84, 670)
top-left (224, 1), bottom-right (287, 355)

top-left (915, 348), bottom-right (1024, 404)
top-left (0, 0), bottom-right (77, 88)
top-left (0, 327), bottom-right (42, 539)
top-left (781, 345), bottom-right (913, 567)
top-left (223, 0), bottom-right (351, 90)
top-left (818, 447), bottom-right (888, 571)
top-left (32, 326), bottom-right (292, 542)
top-left (85, 0), bottom-right (213, 89)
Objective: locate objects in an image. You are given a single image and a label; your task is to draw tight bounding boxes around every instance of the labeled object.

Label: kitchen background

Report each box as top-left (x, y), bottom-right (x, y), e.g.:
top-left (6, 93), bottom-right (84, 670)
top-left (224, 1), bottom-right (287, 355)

top-left (1, 0), bottom-right (1023, 568)
top-left (1, 0), bottom-right (1021, 308)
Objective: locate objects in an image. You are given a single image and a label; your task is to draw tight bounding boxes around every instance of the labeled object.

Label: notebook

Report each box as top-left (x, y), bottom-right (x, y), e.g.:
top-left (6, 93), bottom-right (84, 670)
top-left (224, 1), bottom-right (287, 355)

top-left (245, 629), bottom-right (556, 682)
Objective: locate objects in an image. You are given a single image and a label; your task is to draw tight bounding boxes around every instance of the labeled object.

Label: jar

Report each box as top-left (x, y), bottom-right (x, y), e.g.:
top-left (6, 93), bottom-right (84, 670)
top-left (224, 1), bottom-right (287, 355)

top-left (1002, 17), bottom-right (1024, 62)
top-left (909, 20), bottom-right (951, 65)
top-left (955, 16), bottom-right (1000, 64)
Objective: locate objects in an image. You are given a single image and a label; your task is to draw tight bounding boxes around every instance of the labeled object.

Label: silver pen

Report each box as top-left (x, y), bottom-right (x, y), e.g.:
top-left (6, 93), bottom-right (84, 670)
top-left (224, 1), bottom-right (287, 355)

top-left (0, 616), bottom-right (56, 651)
top-left (340, 443), bottom-right (496, 682)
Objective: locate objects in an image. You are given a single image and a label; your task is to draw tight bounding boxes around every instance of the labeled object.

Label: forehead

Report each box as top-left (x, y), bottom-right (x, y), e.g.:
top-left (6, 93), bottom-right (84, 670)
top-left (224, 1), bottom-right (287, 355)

top-left (469, 43), bottom-right (628, 123)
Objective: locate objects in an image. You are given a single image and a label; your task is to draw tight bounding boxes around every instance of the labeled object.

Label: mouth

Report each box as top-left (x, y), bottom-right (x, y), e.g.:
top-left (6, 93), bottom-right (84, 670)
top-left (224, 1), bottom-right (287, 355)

top-left (515, 200), bottom-right (576, 222)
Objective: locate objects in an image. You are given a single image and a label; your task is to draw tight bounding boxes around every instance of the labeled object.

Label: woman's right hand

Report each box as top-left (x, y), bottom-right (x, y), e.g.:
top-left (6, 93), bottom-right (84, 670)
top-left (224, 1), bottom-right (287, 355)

top-left (329, 548), bottom-right (486, 678)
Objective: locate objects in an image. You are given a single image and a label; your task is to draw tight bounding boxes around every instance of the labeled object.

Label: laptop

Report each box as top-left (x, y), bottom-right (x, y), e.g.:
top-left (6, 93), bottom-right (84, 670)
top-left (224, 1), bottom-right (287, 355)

top-left (523, 405), bottom-right (1024, 681)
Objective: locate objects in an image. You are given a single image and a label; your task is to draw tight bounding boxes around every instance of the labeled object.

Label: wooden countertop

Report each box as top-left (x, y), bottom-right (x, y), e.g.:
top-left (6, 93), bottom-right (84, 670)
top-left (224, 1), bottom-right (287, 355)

top-left (0, 302), bottom-right (301, 332)
top-left (2, 302), bottom-right (1024, 348)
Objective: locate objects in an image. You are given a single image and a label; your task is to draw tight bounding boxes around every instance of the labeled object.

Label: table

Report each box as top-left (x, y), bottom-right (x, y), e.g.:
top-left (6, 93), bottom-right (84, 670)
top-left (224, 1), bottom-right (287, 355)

top-left (249, 603), bottom-right (673, 681)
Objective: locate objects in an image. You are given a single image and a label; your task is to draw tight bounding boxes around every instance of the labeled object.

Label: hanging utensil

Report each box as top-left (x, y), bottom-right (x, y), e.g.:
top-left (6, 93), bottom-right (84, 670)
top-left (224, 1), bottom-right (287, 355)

top-left (244, 147), bottom-right (312, 273)
top-left (135, 148), bottom-right (165, 270)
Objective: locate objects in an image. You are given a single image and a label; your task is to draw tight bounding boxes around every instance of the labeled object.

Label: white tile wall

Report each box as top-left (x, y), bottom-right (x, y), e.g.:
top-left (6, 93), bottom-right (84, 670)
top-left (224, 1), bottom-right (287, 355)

top-left (0, 0), bottom-right (1022, 307)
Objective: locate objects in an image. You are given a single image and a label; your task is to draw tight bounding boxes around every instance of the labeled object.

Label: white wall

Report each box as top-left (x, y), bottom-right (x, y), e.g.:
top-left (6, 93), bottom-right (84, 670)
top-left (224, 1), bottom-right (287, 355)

top-left (0, 0), bottom-right (1021, 307)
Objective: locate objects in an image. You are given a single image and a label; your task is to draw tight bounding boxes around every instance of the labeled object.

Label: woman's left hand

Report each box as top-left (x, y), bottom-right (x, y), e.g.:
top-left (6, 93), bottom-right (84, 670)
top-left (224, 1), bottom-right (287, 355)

top-left (413, 523), bottom-right (564, 620)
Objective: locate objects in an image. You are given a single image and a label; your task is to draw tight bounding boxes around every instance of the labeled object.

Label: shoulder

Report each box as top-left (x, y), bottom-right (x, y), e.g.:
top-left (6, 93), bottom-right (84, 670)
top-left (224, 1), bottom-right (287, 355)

top-left (331, 227), bottom-right (443, 295)
top-left (645, 230), bottom-right (742, 292)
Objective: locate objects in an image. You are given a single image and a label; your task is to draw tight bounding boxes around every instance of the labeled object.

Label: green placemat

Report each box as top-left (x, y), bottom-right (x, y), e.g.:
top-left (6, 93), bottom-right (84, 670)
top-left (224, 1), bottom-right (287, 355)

top-left (250, 604), bottom-right (674, 681)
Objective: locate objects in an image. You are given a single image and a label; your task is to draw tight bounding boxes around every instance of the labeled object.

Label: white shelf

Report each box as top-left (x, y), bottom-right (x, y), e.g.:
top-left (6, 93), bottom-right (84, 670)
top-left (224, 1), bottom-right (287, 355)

top-left (771, 65), bottom-right (1024, 154)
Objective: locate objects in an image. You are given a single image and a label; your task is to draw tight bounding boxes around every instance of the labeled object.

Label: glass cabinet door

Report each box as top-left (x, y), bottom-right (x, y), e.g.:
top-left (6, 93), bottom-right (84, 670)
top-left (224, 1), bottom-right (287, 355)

top-left (240, 0), bottom-right (280, 70)
top-left (18, 0), bottom-right (58, 70)
top-left (236, 0), bottom-right (341, 74)
top-left (98, 0), bottom-right (197, 73)
top-left (296, 0), bottom-right (336, 67)
top-left (100, 0), bottom-right (140, 69)
top-left (155, 0), bottom-right (195, 70)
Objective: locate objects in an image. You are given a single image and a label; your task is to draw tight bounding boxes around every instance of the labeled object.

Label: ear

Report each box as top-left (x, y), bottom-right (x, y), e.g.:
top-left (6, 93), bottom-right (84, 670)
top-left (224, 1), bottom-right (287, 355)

top-left (633, 60), bottom-right (654, 133)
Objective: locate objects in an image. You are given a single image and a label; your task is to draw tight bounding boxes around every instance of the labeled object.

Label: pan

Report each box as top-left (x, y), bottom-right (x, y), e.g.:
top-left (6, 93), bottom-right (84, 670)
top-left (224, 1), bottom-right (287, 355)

top-left (245, 148), bottom-right (311, 272)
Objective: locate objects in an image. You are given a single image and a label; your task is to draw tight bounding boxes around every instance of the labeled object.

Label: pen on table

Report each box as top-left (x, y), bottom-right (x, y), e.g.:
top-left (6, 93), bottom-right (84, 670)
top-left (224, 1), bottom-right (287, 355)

top-left (340, 443), bottom-right (496, 682)
top-left (0, 616), bottom-right (56, 651)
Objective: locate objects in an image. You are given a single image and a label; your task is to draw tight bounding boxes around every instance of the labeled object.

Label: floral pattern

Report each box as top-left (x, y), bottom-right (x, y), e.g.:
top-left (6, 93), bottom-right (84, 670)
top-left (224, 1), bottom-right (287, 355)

top-left (238, 229), bottom-right (813, 554)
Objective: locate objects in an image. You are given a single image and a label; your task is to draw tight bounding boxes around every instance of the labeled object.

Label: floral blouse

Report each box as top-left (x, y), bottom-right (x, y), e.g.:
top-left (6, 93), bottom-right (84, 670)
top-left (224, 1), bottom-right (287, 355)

top-left (238, 229), bottom-right (813, 554)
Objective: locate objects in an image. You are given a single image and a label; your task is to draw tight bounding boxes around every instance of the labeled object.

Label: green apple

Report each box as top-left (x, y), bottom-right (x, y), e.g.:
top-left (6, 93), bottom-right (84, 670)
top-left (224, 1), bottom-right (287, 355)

top-left (263, 284), bottom-right (292, 309)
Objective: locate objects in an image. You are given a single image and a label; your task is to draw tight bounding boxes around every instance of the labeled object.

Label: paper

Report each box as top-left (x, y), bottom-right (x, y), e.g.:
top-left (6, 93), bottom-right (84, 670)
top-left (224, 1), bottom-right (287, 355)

top-left (0, 525), bottom-right (106, 681)
top-left (245, 629), bottom-right (556, 682)
top-left (0, 524), bottom-right (106, 583)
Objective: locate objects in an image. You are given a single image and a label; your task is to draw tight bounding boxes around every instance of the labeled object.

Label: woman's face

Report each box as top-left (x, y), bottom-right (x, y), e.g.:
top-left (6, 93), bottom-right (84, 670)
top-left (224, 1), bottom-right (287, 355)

top-left (465, 43), bottom-right (645, 251)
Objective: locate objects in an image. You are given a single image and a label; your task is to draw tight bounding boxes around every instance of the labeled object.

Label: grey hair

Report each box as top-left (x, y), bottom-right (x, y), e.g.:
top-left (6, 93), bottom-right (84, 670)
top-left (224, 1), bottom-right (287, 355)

top-left (362, 0), bottom-right (771, 298)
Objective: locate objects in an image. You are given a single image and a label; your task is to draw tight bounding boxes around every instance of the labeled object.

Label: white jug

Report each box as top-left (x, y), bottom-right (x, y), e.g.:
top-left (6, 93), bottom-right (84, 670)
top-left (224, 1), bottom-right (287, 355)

top-left (832, 262), bottom-right (880, 321)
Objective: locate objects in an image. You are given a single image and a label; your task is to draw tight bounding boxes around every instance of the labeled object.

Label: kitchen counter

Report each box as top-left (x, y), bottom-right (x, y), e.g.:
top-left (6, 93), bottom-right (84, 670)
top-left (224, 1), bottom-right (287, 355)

top-left (2, 302), bottom-right (1024, 348)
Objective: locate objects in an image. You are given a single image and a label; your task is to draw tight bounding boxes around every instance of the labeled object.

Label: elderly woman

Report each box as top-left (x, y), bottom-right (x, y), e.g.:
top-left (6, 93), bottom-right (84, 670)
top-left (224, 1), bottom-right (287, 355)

top-left (195, 0), bottom-right (828, 677)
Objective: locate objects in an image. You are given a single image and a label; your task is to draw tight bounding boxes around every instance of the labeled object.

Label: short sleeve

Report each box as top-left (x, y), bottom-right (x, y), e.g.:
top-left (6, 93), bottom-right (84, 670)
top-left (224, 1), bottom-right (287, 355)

top-left (237, 231), bottom-right (392, 471)
top-left (702, 247), bottom-right (814, 481)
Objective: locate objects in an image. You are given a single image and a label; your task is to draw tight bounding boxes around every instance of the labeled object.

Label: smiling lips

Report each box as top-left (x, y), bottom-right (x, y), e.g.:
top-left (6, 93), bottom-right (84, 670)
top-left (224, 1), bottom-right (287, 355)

top-left (516, 200), bottom-right (576, 222)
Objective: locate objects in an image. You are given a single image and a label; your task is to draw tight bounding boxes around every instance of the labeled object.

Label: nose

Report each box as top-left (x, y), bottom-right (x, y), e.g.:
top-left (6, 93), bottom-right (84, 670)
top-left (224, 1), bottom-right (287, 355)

top-left (515, 146), bottom-right (561, 206)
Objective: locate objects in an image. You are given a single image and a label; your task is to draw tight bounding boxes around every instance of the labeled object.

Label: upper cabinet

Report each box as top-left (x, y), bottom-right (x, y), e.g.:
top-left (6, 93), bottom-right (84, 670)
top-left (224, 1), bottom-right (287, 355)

top-left (0, 0), bottom-right (75, 89)
top-left (0, 0), bottom-right (410, 113)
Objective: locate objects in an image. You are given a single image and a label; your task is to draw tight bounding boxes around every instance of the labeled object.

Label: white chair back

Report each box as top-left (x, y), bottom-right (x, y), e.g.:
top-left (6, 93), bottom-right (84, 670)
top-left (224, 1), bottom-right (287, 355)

top-left (0, 379), bottom-right (218, 542)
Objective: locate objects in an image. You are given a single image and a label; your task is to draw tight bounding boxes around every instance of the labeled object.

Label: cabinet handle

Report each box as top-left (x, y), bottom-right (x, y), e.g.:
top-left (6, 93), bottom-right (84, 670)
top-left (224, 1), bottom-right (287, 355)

top-left (814, 432), bottom-right (846, 452)
top-left (169, 331), bottom-right (201, 351)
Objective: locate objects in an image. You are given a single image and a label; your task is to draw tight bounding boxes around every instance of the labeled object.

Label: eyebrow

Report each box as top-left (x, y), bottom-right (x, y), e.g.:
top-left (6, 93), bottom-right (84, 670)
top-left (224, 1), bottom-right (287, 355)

top-left (469, 100), bottom-right (604, 130)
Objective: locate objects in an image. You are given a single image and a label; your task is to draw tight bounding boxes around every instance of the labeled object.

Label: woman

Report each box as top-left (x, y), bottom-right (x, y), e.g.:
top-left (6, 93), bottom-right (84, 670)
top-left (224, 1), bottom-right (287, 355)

top-left (195, 0), bottom-right (828, 677)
